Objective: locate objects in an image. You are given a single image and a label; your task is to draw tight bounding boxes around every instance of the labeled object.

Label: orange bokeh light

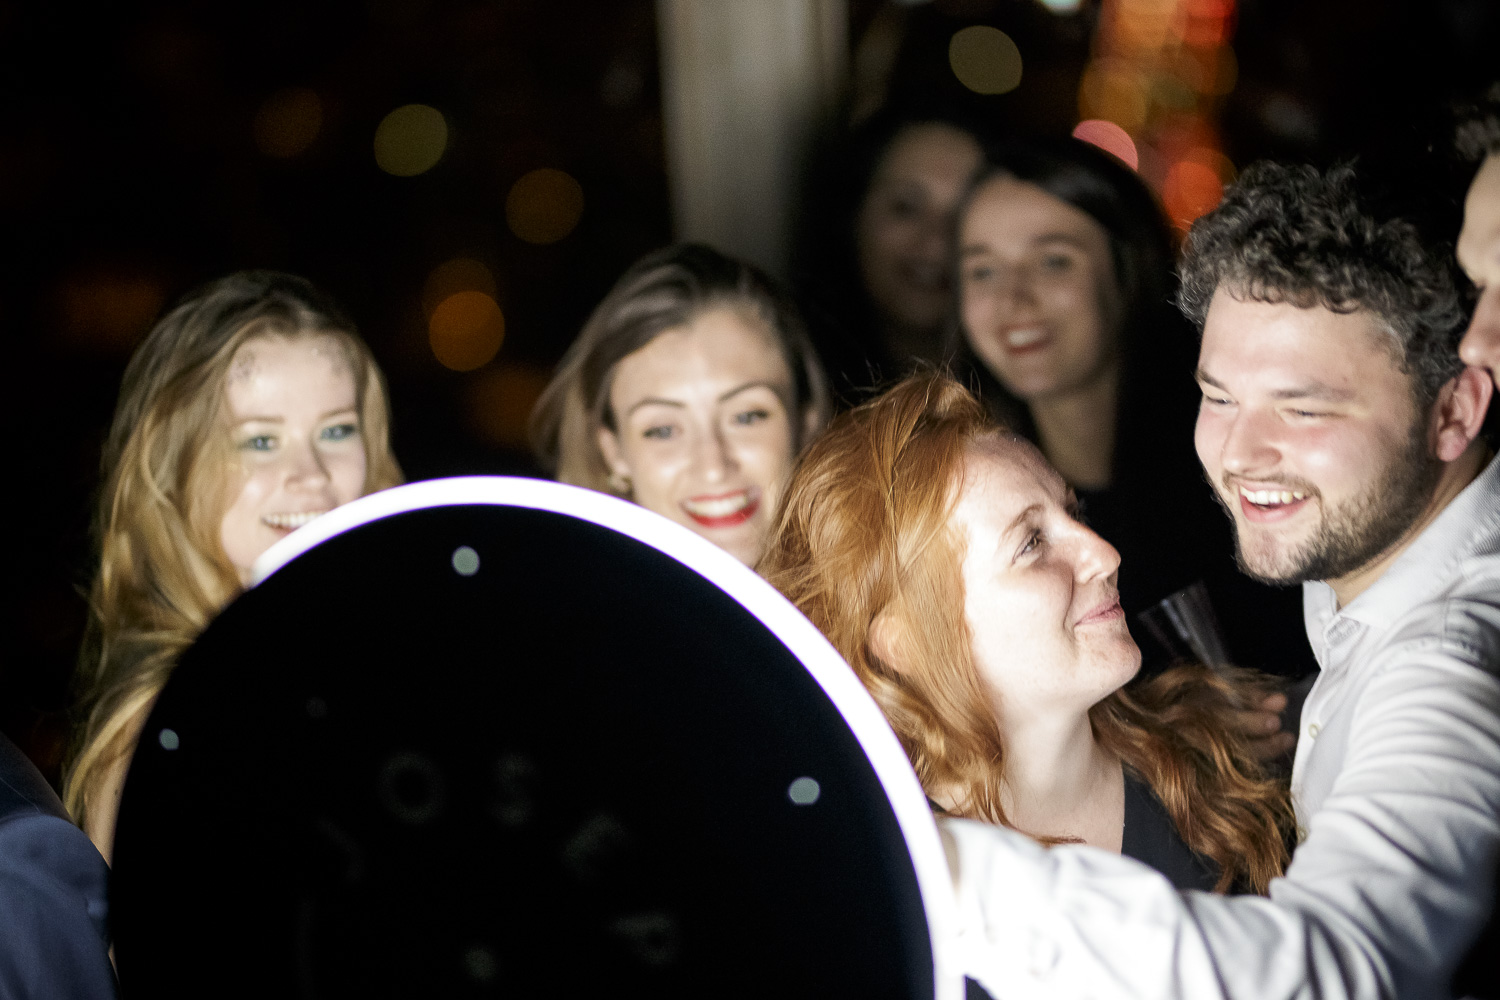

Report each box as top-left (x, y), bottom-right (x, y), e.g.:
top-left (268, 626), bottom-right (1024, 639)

top-left (505, 168), bottom-right (584, 245)
top-left (1163, 152), bottom-right (1225, 226)
top-left (57, 273), bottom-right (166, 353)
top-left (253, 87), bottom-right (322, 159)
top-left (429, 290), bottom-right (504, 371)
top-left (464, 361), bottom-right (552, 449)
top-left (423, 257), bottom-right (496, 317)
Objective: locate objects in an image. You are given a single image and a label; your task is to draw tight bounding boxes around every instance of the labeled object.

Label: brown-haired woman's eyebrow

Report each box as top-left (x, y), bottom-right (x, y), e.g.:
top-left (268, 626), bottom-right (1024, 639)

top-left (717, 380), bottom-right (786, 404)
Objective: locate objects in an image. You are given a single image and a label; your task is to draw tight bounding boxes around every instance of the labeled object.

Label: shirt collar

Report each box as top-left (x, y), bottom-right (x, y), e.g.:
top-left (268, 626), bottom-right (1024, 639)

top-left (1324, 452), bottom-right (1500, 631)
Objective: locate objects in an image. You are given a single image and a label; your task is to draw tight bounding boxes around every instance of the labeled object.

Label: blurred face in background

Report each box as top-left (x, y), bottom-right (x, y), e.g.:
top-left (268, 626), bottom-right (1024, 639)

top-left (598, 307), bottom-right (802, 566)
top-left (1458, 154), bottom-right (1500, 385)
top-left (857, 122), bottom-right (983, 338)
top-left (219, 335), bottom-right (367, 584)
top-left (959, 176), bottom-right (1124, 402)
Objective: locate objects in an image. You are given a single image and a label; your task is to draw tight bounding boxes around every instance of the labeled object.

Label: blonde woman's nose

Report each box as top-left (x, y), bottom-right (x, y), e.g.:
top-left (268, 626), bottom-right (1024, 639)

top-left (284, 437), bottom-right (333, 488)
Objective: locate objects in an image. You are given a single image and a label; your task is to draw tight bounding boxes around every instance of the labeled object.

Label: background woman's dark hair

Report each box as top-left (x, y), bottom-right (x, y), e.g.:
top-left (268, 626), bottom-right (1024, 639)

top-left (948, 134), bottom-right (1189, 445)
top-left (1455, 81), bottom-right (1500, 162)
top-left (791, 96), bottom-right (994, 399)
top-left (529, 243), bottom-right (831, 492)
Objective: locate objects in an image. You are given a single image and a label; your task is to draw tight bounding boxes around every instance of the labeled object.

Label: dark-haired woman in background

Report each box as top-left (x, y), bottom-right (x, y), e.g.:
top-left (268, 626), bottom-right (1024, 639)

top-left (793, 101), bottom-right (982, 398)
top-left (953, 136), bottom-right (1314, 682)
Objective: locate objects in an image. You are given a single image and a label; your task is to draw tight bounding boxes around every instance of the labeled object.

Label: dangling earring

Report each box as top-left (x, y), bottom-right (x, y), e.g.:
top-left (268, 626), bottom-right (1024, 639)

top-left (608, 470), bottom-right (632, 496)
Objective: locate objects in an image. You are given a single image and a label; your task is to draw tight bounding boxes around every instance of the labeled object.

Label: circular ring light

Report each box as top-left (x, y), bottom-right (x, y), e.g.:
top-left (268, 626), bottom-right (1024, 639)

top-left (113, 477), bottom-right (961, 998)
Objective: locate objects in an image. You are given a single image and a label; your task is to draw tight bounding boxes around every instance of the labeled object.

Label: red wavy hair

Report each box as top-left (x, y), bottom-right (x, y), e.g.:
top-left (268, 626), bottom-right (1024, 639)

top-left (758, 373), bottom-right (1292, 892)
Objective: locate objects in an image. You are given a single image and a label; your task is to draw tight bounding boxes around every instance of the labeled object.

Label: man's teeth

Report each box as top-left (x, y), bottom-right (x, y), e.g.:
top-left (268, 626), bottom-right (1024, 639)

top-left (1241, 488), bottom-right (1307, 506)
top-left (683, 492), bottom-right (752, 517)
top-left (1005, 328), bottom-right (1046, 348)
top-left (262, 511), bottom-right (326, 530)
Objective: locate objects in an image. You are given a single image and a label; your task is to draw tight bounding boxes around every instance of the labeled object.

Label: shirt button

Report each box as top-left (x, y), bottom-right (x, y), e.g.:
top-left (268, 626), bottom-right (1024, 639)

top-left (1307, 723), bottom-right (1321, 738)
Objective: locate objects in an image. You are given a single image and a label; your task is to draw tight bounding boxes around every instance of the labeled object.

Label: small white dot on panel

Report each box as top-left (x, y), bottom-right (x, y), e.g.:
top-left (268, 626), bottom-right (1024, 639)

top-left (452, 545), bottom-right (481, 576)
top-left (787, 776), bottom-right (820, 805)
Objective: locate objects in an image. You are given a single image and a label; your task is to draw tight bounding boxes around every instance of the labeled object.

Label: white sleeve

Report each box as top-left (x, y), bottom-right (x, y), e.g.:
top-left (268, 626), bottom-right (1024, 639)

top-left (947, 637), bottom-right (1500, 1000)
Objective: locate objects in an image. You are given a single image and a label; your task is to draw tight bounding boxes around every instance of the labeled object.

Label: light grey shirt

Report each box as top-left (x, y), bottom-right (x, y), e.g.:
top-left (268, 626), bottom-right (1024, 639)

top-left (948, 454), bottom-right (1500, 999)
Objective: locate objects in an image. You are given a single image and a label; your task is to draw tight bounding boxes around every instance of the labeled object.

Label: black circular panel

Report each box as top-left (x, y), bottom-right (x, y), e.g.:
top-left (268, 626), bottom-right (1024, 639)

top-left (113, 500), bottom-right (935, 998)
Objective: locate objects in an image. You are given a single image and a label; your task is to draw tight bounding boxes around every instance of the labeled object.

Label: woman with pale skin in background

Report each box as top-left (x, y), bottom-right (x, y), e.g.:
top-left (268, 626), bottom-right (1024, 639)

top-left (64, 272), bottom-right (402, 861)
top-left (794, 102), bottom-right (983, 396)
top-left (530, 244), bottom-right (831, 566)
top-left (760, 374), bottom-right (1293, 901)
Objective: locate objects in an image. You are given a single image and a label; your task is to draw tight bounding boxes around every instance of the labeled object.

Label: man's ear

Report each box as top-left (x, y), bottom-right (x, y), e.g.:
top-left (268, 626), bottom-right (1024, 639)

top-left (869, 608), bottom-right (910, 677)
top-left (1431, 366), bottom-right (1493, 463)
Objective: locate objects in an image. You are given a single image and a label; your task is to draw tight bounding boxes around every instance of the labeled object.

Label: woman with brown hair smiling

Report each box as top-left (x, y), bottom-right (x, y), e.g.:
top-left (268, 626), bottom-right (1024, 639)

top-left (531, 243), bottom-right (831, 566)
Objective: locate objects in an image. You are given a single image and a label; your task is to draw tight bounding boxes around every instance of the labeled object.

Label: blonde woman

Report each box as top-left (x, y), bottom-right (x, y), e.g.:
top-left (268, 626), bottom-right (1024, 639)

top-left (64, 271), bottom-right (402, 862)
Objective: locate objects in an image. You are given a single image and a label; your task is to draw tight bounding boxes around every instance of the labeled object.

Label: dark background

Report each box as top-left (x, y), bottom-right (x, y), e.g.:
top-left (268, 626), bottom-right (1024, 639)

top-left (5, 0), bottom-right (1498, 779)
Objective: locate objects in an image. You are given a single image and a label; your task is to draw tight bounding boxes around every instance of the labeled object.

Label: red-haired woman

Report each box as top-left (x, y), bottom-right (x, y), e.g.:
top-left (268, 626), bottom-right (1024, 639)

top-left (759, 373), bottom-right (1292, 892)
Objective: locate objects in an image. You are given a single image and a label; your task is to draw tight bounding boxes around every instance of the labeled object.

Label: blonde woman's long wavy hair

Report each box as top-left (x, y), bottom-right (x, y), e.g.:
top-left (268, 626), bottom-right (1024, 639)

top-left (63, 271), bottom-right (403, 829)
top-left (529, 243), bottom-right (832, 494)
top-left (758, 373), bottom-right (1293, 893)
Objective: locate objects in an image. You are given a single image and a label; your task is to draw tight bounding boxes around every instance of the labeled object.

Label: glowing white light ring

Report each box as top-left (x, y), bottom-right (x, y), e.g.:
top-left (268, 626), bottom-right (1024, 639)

top-left (254, 477), bottom-right (961, 998)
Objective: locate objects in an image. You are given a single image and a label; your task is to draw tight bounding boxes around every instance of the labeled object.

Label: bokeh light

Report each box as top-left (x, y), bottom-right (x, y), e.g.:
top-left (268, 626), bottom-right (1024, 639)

top-left (374, 104), bottom-right (448, 177)
top-left (1077, 0), bottom-right (1241, 234)
top-left (505, 168), bottom-right (584, 245)
top-left (423, 257), bottom-right (496, 316)
top-left (253, 87), bottom-right (322, 159)
top-left (1039, 0), bottom-right (1084, 12)
top-left (1079, 59), bottom-right (1149, 133)
top-left (1162, 148), bottom-right (1234, 226)
top-left (464, 362), bottom-right (552, 449)
top-left (1072, 120), bottom-right (1139, 170)
top-left (429, 290), bottom-right (504, 371)
top-left (948, 26), bottom-right (1023, 96)
top-left (57, 272), bottom-right (166, 353)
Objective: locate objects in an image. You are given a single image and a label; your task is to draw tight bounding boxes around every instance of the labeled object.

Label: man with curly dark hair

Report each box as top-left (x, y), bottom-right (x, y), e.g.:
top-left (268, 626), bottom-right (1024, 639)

top-left (1457, 83), bottom-right (1500, 385)
top-left (941, 160), bottom-right (1500, 1000)
top-left (1181, 161), bottom-right (1478, 591)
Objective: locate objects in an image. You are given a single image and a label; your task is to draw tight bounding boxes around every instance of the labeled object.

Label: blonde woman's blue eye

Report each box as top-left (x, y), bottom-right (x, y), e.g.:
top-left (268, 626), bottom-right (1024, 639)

top-left (321, 423), bottom-right (359, 441)
top-left (241, 435), bottom-right (274, 452)
top-left (642, 425), bottom-right (674, 440)
top-left (733, 409), bottom-right (771, 425)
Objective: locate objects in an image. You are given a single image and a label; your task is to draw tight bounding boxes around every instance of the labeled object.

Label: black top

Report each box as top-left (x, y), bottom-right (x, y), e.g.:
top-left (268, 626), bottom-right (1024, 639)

top-left (1121, 773), bottom-right (1219, 892)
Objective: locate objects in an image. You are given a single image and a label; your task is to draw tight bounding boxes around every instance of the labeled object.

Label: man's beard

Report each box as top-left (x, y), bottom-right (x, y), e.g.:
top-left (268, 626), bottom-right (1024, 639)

top-left (1221, 422), bottom-right (1441, 586)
